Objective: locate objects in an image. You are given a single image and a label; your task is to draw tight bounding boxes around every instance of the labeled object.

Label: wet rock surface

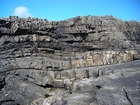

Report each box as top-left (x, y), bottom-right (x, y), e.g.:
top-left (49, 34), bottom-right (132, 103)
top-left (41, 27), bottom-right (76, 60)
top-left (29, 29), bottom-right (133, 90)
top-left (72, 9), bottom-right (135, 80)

top-left (0, 15), bottom-right (140, 105)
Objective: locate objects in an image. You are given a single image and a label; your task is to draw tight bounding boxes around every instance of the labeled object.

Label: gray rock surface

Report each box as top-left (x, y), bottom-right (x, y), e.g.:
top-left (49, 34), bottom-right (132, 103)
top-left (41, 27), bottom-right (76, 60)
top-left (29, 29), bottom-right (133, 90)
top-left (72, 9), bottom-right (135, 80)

top-left (0, 15), bottom-right (140, 105)
top-left (133, 54), bottom-right (140, 60)
top-left (33, 60), bottom-right (140, 105)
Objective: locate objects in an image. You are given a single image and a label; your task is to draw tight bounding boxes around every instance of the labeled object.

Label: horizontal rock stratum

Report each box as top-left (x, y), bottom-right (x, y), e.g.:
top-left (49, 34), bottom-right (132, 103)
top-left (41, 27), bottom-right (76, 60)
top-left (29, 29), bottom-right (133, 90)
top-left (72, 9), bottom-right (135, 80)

top-left (0, 15), bottom-right (140, 105)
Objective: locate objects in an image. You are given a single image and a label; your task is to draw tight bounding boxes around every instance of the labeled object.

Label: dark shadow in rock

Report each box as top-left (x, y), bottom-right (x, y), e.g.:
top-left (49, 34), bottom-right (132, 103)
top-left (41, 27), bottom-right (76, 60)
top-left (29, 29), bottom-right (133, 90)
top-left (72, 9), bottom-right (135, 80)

top-left (0, 100), bottom-right (20, 105)
top-left (96, 85), bottom-right (102, 89)
top-left (73, 33), bottom-right (88, 40)
top-left (38, 84), bottom-right (54, 88)
top-left (0, 78), bottom-right (5, 90)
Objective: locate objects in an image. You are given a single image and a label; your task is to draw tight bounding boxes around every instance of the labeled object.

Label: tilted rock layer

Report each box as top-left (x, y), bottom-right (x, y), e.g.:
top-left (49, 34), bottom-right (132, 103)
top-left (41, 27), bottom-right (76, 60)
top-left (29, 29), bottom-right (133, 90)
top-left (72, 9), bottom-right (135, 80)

top-left (0, 15), bottom-right (140, 105)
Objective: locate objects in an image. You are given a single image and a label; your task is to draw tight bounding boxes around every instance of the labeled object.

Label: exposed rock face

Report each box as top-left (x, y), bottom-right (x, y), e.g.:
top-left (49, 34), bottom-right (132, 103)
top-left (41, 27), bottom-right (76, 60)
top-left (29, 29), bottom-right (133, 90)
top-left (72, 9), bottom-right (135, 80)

top-left (0, 15), bottom-right (140, 105)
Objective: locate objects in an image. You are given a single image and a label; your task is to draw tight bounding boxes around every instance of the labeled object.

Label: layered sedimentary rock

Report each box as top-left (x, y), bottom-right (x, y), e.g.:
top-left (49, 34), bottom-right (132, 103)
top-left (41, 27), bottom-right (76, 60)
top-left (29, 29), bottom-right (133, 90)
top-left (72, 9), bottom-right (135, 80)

top-left (0, 15), bottom-right (140, 105)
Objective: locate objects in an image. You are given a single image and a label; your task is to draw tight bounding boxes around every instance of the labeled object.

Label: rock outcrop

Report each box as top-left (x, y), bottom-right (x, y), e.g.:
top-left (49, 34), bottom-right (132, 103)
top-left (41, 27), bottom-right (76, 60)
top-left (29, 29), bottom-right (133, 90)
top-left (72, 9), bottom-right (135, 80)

top-left (0, 15), bottom-right (140, 105)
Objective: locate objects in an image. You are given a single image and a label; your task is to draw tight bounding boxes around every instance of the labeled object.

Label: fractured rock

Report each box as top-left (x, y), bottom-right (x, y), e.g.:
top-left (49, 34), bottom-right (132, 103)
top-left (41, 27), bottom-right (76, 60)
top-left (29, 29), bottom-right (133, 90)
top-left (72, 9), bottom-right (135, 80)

top-left (0, 15), bottom-right (140, 105)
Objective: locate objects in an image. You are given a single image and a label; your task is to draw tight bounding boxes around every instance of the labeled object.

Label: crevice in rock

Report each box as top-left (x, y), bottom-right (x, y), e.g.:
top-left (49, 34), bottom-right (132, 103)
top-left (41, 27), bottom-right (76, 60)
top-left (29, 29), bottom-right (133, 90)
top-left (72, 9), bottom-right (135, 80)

top-left (96, 85), bottom-right (102, 89)
top-left (0, 100), bottom-right (20, 105)
top-left (86, 70), bottom-right (89, 78)
top-left (97, 69), bottom-right (100, 78)
top-left (38, 84), bottom-right (54, 88)
top-left (72, 33), bottom-right (88, 41)
top-left (0, 68), bottom-right (46, 74)
top-left (69, 92), bottom-right (72, 94)
top-left (123, 89), bottom-right (133, 105)
top-left (0, 77), bottom-right (5, 90)
top-left (44, 93), bottom-right (52, 98)
top-left (14, 29), bottom-right (31, 35)
top-left (120, 73), bottom-right (124, 77)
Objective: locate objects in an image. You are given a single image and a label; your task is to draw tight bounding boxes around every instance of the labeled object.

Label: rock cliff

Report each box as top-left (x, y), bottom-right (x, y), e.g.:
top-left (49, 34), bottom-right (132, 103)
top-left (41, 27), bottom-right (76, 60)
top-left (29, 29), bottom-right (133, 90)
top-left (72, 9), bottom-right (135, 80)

top-left (0, 15), bottom-right (140, 105)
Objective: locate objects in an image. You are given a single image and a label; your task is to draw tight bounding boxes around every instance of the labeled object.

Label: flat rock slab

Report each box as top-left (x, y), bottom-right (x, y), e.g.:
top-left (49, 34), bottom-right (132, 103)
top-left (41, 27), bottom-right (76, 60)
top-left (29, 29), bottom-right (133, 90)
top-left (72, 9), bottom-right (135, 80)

top-left (96, 89), bottom-right (132, 105)
top-left (62, 92), bottom-right (98, 105)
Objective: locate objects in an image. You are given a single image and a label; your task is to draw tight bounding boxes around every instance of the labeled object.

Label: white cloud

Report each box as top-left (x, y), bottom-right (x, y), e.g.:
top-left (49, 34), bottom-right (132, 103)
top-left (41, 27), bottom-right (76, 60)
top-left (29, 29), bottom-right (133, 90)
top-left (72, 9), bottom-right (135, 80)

top-left (13, 6), bottom-right (32, 17)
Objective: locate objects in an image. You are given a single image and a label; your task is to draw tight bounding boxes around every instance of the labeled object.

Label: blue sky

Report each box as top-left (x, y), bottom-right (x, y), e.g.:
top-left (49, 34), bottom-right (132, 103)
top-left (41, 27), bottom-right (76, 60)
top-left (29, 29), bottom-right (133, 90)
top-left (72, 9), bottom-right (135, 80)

top-left (0, 0), bottom-right (140, 21)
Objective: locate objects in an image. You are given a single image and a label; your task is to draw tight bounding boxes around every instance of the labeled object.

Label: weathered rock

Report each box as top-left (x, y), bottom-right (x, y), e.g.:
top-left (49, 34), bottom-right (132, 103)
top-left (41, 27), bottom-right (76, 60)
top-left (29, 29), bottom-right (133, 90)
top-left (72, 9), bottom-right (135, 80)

top-left (53, 79), bottom-right (64, 88)
top-left (0, 75), bottom-right (47, 105)
top-left (0, 15), bottom-right (140, 105)
top-left (133, 54), bottom-right (140, 60)
top-left (96, 89), bottom-right (132, 105)
top-left (52, 60), bottom-right (140, 105)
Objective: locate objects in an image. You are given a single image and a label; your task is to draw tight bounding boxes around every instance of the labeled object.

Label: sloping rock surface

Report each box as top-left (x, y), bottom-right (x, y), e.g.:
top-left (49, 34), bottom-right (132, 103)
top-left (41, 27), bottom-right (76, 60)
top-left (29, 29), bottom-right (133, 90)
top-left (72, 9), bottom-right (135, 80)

top-left (32, 60), bottom-right (140, 105)
top-left (0, 15), bottom-right (140, 105)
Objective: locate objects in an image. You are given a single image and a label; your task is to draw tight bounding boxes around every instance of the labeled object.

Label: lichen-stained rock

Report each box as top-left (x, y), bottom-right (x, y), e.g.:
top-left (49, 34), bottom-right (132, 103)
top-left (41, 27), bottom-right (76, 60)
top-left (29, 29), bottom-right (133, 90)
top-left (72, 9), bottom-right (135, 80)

top-left (0, 15), bottom-right (140, 105)
top-left (70, 50), bottom-right (138, 68)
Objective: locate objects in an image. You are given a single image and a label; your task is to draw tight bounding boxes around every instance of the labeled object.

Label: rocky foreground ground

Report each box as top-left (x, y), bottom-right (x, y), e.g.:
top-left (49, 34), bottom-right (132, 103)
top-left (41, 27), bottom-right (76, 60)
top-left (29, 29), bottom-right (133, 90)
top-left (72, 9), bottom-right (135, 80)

top-left (0, 15), bottom-right (140, 105)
